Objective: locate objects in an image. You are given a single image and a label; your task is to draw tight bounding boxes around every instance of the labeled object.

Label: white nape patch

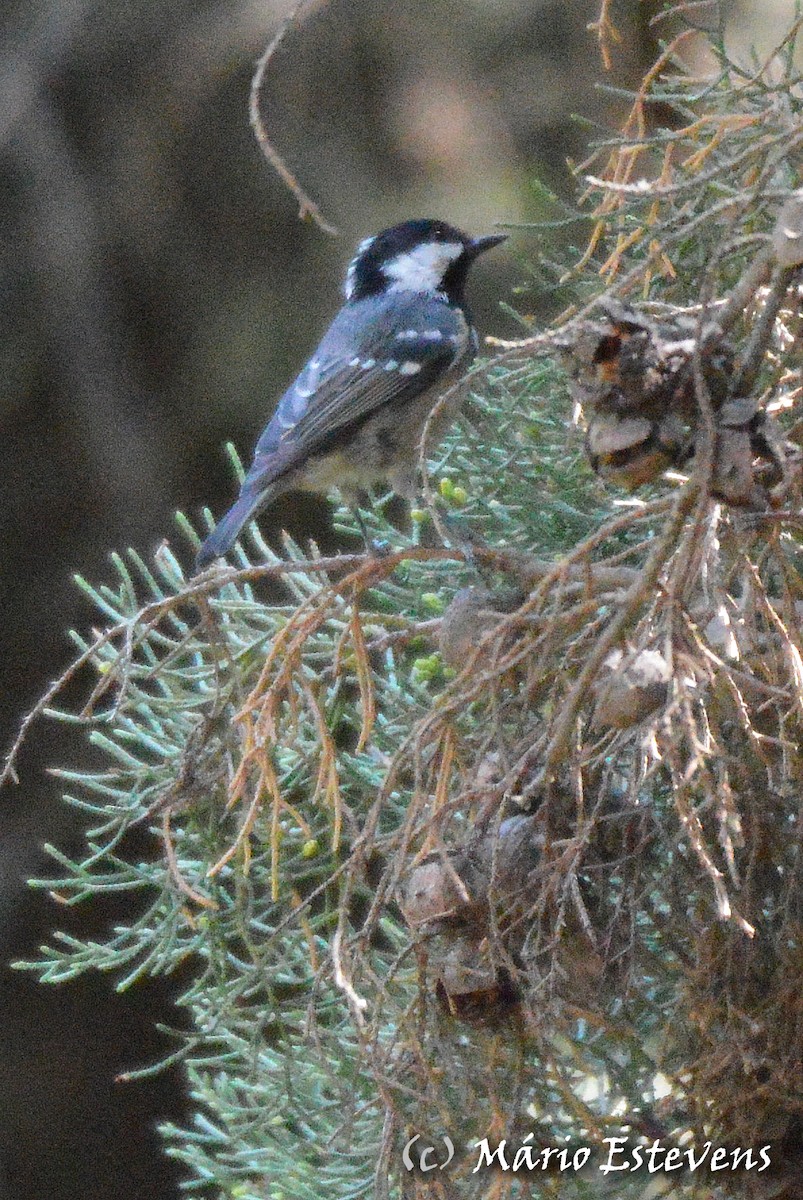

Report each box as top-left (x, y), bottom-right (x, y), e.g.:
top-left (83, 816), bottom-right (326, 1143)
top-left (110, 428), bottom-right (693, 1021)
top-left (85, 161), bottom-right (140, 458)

top-left (344, 236), bottom-right (376, 299)
top-left (382, 241), bottom-right (464, 293)
top-left (398, 361), bottom-right (422, 375)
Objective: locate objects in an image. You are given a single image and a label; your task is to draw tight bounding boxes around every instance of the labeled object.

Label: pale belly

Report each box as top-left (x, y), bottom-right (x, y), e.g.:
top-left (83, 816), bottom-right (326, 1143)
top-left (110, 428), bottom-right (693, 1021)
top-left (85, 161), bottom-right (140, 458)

top-left (292, 374), bottom-right (466, 501)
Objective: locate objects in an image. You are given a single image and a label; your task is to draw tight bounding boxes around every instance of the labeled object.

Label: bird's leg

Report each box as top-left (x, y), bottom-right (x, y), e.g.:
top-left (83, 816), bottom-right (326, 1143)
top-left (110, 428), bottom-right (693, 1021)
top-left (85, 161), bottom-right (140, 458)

top-left (349, 502), bottom-right (369, 548)
top-left (440, 507), bottom-right (479, 569)
top-left (438, 506), bottom-right (503, 589)
top-left (352, 504), bottom-right (389, 555)
top-left (342, 488), bottom-right (390, 557)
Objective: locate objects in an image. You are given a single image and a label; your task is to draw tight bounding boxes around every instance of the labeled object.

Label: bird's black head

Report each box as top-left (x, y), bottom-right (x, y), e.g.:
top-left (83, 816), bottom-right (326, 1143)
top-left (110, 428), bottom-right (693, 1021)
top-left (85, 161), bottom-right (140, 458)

top-left (344, 218), bottom-right (507, 305)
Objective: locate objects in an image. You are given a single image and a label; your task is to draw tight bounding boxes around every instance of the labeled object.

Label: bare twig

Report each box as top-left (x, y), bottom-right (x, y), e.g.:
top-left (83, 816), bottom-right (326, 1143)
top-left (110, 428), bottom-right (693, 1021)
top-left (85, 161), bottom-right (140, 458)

top-left (249, 0), bottom-right (338, 234)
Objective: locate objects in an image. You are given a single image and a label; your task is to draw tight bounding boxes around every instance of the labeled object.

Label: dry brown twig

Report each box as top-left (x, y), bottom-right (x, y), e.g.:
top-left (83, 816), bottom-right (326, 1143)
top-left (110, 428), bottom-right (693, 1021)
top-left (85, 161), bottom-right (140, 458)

top-left (249, 0), bottom-right (338, 235)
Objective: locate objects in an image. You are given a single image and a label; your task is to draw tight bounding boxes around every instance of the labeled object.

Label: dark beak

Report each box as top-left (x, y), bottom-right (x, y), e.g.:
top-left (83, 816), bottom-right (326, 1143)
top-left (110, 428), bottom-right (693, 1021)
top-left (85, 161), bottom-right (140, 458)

top-left (469, 232), bottom-right (508, 258)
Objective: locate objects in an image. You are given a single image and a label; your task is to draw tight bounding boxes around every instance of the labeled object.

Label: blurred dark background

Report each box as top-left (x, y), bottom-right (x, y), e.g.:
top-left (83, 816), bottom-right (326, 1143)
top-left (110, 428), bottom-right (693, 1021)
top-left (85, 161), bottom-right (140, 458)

top-left (0, 0), bottom-right (788, 1195)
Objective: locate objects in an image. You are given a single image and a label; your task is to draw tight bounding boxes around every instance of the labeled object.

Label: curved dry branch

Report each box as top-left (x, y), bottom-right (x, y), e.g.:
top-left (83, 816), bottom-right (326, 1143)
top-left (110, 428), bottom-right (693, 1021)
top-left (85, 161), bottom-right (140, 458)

top-left (249, 0), bottom-right (338, 235)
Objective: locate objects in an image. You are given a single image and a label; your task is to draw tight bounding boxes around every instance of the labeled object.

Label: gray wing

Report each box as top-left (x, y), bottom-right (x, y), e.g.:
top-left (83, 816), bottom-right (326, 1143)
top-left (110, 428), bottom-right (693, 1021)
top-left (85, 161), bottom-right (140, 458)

top-left (247, 293), bottom-right (469, 485)
top-left (195, 295), bottom-right (470, 567)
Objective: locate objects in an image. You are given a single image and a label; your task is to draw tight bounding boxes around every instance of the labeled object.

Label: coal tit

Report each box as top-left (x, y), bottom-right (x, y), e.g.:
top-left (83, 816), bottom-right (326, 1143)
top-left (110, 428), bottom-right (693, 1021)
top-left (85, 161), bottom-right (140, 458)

top-left (196, 218), bottom-right (507, 568)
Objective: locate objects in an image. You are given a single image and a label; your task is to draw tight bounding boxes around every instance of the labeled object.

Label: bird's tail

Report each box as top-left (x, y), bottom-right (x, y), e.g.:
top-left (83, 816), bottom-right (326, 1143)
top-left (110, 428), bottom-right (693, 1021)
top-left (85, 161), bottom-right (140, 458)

top-left (195, 486), bottom-right (272, 570)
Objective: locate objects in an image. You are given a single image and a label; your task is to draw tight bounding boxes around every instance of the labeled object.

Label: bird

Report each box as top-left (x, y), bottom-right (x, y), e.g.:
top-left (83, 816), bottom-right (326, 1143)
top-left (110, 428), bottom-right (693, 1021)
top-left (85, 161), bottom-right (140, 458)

top-left (195, 218), bottom-right (507, 569)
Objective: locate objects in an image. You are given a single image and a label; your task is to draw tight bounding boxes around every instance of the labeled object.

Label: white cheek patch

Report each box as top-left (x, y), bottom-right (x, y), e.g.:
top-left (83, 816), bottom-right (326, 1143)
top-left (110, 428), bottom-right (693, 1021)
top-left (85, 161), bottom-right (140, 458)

top-left (382, 242), bottom-right (464, 292)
